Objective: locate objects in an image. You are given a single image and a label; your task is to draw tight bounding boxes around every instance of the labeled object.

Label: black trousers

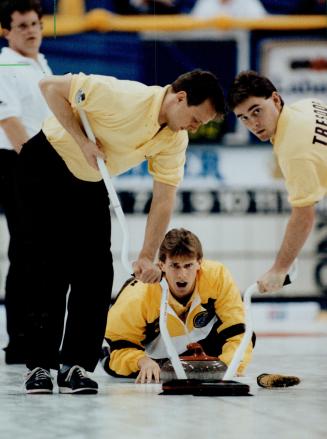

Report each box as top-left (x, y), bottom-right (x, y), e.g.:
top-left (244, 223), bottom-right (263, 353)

top-left (0, 149), bottom-right (26, 357)
top-left (16, 131), bottom-right (113, 371)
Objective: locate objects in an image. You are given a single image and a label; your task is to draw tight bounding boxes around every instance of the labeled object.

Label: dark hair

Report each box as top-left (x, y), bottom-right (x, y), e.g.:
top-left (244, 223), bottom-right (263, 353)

top-left (159, 228), bottom-right (203, 263)
top-left (171, 69), bottom-right (226, 117)
top-left (0, 0), bottom-right (42, 30)
top-left (227, 70), bottom-right (279, 111)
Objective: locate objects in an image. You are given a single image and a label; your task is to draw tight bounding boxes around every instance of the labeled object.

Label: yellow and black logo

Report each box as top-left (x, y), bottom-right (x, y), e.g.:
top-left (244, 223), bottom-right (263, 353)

top-left (193, 311), bottom-right (210, 328)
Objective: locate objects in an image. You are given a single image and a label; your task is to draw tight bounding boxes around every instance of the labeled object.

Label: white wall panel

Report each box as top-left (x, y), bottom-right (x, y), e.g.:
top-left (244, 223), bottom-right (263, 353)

top-left (0, 213), bottom-right (324, 299)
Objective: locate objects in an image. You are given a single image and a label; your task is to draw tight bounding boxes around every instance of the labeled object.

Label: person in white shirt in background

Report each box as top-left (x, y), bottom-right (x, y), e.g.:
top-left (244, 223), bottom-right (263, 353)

top-left (191, 0), bottom-right (267, 18)
top-left (0, 0), bottom-right (52, 364)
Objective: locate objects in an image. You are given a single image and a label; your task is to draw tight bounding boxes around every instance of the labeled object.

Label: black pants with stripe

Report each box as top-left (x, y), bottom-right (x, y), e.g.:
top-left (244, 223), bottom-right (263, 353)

top-left (16, 131), bottom-right (113, 371)
top-left (0, 149), bottom-right (26, 360)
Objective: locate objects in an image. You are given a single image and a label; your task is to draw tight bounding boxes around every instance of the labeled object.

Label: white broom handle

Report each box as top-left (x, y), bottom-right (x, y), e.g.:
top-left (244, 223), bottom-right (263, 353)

top-left (78, 108), bottom-right (132, 275)
top-left (222, 283), bottom-right (257, 381)
top-left (223, 260), bottom-right (298, 380)
top-left (159, 279), bottom-right (187, 380)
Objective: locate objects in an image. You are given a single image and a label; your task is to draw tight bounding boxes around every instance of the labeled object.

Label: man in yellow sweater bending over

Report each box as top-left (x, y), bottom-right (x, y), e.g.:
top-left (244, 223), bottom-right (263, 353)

top-left (103, 228), bottom-right (255, 384)
top-left (228, 70), bottom-right (327, 294)
top-left (18, 70), bottom-right (224, 394)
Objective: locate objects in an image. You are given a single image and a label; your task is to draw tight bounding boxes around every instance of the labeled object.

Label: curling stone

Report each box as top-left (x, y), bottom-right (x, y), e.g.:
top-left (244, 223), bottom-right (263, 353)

top-left (160, 342), bottom-right (227, 381)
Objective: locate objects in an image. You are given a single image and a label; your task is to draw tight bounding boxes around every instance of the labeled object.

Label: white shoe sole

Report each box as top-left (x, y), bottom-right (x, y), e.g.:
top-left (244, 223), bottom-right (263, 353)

top-left (26, 389), bottom-right (53, 394)
top-left (59, 386), bottom-right (98, 394)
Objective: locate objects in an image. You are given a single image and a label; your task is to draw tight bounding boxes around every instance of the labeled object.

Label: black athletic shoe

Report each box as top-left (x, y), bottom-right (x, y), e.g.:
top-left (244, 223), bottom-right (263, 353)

top-left (24, 367), bottom-right (53, 394)
top-left (57, 366), bottom-right (98, 394)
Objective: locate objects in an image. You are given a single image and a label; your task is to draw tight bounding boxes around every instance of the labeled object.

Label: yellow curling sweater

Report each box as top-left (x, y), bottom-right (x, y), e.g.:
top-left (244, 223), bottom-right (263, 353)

top-left (272, 99), bottom-right (327, 207)
top-left (105, 260), bottom-right (255, 377)
top-left (43, 73), bottom-right (188, 185)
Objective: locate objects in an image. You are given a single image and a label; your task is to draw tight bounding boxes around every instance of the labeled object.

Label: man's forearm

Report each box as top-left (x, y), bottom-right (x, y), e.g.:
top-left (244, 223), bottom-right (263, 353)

top-left (139, 182), bottom-right (176, 261)
top-left (110, 348), bottom-right (146, 376)
top-left (139, 200), bottom-right (174, 261)
top-left (0, 117), bottom-right (29, 152)
top-left (273, 205), bottom-right (315, 271)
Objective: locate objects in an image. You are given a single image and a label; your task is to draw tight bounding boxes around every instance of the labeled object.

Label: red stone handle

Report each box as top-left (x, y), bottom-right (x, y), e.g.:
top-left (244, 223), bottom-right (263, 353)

top-left (180, 342), bottom-right (219, 361)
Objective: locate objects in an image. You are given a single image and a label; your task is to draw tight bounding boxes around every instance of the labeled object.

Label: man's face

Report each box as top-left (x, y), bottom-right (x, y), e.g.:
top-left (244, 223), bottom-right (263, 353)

top-left (166, 92), bottom-right (218, 133)
top-left (159, 255), bottom-right (201, 299)
top-left (3, 11), bottom-right (42, 58)
top-left (233, 92), bottom-right (282, 141)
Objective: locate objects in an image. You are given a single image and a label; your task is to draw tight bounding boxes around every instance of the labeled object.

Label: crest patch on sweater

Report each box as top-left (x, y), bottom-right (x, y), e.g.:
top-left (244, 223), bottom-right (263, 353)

top-left (193, 311), bottom-right (210, 328)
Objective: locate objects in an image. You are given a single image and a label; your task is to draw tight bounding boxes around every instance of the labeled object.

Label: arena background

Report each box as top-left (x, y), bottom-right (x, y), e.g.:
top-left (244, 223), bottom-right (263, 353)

top-left (1, 4), bottom-right (327, 437)
top-left (0, 0), bottom-right (326, 329)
